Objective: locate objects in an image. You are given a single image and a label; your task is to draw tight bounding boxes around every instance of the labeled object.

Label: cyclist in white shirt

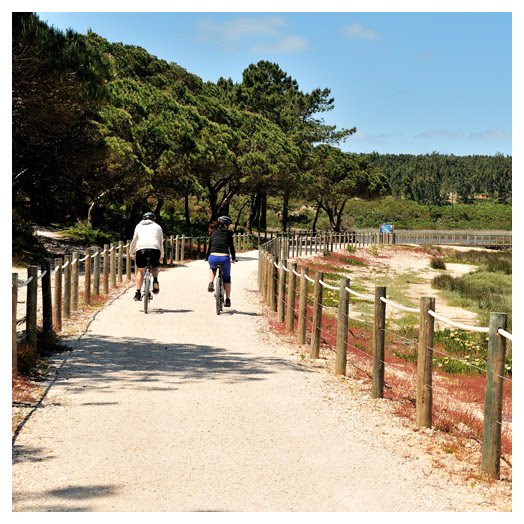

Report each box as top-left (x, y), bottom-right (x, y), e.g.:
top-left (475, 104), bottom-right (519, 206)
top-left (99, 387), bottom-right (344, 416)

top-left (129, 211), bottom-right (164, 301)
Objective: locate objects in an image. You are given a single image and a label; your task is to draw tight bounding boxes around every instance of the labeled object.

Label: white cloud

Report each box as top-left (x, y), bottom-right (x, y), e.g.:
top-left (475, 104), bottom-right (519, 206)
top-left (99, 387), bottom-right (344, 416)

top-left (415, 129), bottom-right (465, 140)
top-left (197, 16), bottom-right (286, 43)
top-left (343, 23), bottom-right (381, 41)
top-left (470, 129), bottom-right (511, 141)
top-left (195, 16), bottom-right (307, 53)
top-left (252, 35), bottom-right (308, 53)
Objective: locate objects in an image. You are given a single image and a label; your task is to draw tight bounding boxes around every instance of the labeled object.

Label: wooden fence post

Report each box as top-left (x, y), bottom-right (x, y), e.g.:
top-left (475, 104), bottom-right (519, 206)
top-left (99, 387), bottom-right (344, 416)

top-left (285, 261), bottom-right (298, 333)
top-left (63, 256), bottom-right (72, 319)
top-left (181, 235), bottom-right (186, 263)
top-left (266, 252), bottom-right (272, 303)
top-left (12, 273), bottom-right (18, 375)
top-left (277, 259), bottom-right (287, 323)
top-left (85, 248), bottom-right (92, 306)
top-left (110, 243), bottom-right (116, 289)
top-left (481, 312), bottom-right (508, 479)
top-left (126, 241), bottom-right (131, 280)
top-left (53, 258), bottom-right (62, 332)
top-left (335, 277), bottom-right (350, 376)
top-left (41, 259), bottom-right (52, 336)
top-left (93, 247), bottom-right (101, 296)
top-left (297, 267), bottom-right (309, 345)
top-left (257, 248), bottom-right (263, 292)
top-left (118, 241), bottom-right (123, 283)
top-left (372, 286), bottom-right (387, 398)
top-left (175, 235), bottom-right (180, 264)
top-left (310, 270), bottom-right (324, 359)
top-left (416, 296), bottom-right (435, 427)
top-left (26, 265), bottom-right (39, 347)
top-left (72, 252), bottom-right (79, 311)
top-left (264, 253), bottom-right (271, 304)
top-left (271, 256), bottom-right (278, 312)
top-left (103, 244), bottom-right (109, 294)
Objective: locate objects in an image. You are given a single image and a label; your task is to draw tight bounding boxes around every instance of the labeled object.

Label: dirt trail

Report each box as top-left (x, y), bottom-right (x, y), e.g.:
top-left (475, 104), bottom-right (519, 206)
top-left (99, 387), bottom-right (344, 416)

top-left (12, 251), bottom-right (511, 512)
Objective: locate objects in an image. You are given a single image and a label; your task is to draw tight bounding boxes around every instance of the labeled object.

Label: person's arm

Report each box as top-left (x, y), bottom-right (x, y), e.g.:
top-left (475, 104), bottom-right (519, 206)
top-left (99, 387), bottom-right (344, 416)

top-left (158, 227), bottom-right (164, 260)
top-left (129, 227), bottom-right (139, 257)
top-left (228, 231), bottom-right (236, 261)
top-left (205, 232), bottom-right (213, 260)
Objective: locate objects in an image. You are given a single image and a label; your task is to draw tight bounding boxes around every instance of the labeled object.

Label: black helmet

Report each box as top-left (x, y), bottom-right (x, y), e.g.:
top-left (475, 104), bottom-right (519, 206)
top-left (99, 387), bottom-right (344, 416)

top-left (218, 215), bottom-right (232, 225)
top-left (143, 211), bottom-right (156, 221)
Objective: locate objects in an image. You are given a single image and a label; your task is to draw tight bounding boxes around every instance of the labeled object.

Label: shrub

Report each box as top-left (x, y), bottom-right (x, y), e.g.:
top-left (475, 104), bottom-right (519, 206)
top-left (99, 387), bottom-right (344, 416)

top-left (16, 341), bottom-right (39, 376)
top-left (432, 273), bottom-right (455, 290)
top-left (430, 256), bottom-right (446, 270)
top-left (63, 221), bottom-right (114, 245)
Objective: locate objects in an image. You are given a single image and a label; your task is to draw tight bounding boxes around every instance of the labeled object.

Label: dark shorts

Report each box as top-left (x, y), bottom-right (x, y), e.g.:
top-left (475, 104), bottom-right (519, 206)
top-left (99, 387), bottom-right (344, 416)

top-left (136, 249), bottom-right (161, 269)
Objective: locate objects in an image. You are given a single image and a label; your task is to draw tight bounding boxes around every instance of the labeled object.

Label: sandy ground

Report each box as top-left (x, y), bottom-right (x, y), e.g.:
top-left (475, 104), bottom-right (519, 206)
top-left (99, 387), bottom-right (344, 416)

top-left (11, 249), bottom-right (512, 512)
top-left (339, 245), bottom-right (480, 324)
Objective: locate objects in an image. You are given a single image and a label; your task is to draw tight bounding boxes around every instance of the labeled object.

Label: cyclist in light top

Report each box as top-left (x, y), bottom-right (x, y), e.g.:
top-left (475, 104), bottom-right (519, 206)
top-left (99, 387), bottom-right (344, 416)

top-left (129, 211), bottom-right (164, 301)
top-left (205, 216), bottom-right (236, 307)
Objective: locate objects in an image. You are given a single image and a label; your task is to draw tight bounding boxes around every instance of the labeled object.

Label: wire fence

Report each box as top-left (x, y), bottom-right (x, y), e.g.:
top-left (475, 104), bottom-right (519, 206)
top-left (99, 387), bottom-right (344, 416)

top-left (258, 233), bottom-right (512, 480)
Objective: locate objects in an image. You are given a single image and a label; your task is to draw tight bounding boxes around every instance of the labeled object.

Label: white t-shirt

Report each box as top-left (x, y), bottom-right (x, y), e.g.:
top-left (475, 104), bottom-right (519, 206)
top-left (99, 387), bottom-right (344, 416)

top-left (129, 220), bottom-right (164, 258)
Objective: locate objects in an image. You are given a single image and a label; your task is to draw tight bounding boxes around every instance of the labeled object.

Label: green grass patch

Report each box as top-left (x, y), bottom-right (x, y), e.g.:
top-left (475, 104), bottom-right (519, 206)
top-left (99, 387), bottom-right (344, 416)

top-left (432, 270), bottom-right (512, 329)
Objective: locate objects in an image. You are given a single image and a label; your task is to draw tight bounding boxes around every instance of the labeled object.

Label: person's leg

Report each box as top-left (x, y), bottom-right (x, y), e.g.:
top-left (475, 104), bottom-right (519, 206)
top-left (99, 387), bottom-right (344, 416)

top-left (134, 268), bottom-right (144, 299)
top-left (152, 266), bottom-right (160, 292)
top-left (208, 256), bottom-right (218, 291)
top-left (149, 250), bottom-right (161, 293)
top-left (208, 268), bottom-right (217, 290)
top-left (222, 258), bottom-right (232, 303)
top-left (134, 250), bottom-right (146, 296)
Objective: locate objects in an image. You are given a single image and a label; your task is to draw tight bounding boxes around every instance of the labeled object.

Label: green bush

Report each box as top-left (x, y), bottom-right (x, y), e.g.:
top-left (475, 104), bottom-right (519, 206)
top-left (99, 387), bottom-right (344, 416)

top-left (63, 222), bottom-right (115, 245)
top-left (430, 256), bottom-right (446, 270)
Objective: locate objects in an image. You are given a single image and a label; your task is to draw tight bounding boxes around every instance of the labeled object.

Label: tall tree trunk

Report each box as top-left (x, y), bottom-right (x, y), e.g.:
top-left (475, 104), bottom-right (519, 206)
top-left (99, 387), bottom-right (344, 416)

top-left (334, 200), bottom-right (347, 232)
top-left (234, 200), bottom-right (249, 232)
top-left (125, 201), bottom-right (143, 239)
top-left (248, 193), bottom-right (261, 233)
top-left (87, 201), bottom-right (98, 227)
top-left (184, 194), bottom-right (191, 227)
top-left (154, 198), bottom-right (164, 218)
top-left (312, 203), bottom-right (321, 232)
top-left (260, 192), bottom-right (267, 230)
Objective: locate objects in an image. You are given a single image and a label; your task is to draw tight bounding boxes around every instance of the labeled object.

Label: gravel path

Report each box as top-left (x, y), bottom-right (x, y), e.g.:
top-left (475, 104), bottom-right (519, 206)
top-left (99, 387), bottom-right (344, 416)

top-left (12, 251), bottom-right (509, 512)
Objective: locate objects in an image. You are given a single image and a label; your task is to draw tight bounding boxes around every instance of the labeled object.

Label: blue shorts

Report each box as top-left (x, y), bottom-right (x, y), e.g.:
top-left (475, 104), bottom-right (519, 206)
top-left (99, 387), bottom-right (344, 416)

top-left (208, 255), bottom-right (231, 283)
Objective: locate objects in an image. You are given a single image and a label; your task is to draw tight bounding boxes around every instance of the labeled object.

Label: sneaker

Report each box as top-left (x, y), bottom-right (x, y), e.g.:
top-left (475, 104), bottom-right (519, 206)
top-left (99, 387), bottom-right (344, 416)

top-left (225, 298), bottom-right (231, 307)
top-left (152, 281), bottom-right (160, 294)
top-left (133, 290), bottom-right (142, 301)
top-left (208, 282), bottom-right (214, 292)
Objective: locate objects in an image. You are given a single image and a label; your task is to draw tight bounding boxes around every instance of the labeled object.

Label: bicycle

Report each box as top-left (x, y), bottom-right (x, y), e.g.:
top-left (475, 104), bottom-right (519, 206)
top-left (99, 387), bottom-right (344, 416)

top-left (142, 258), bottom-right (153, 314)
top-left (214, 264), bottom-right (225, 315)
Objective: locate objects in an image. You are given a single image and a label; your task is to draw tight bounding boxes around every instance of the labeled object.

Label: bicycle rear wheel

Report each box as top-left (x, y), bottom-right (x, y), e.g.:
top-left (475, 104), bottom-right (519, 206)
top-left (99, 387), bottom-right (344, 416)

top-left (215, 270), bottom-right (223, 315)
top-left (143, 272), bottom-right (150, 314)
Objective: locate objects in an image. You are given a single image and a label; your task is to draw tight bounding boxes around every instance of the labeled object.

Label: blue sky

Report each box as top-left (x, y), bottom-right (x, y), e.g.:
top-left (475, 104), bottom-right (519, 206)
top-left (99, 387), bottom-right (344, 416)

top-left (33, 6), bottom-right (514, 157)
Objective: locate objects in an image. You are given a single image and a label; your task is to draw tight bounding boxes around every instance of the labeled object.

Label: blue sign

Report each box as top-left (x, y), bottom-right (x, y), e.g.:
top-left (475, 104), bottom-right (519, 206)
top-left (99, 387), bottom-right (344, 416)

top-left (380, 224), bottom-right (393, 233)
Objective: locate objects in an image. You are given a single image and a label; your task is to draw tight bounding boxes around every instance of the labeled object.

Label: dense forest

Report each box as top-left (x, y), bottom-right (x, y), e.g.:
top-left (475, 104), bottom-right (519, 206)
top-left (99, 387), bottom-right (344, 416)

top-left (13, 13), bottom-right (511, 247)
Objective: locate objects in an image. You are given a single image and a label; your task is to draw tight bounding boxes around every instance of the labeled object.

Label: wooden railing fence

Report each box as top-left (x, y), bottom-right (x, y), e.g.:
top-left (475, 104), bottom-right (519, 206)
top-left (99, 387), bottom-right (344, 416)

top-left (12, 232), bottom-right (261, 375)
top-left (258, 234), bottom-right (512, 480)
top-left (12, 228), bottom-right (512, 479)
